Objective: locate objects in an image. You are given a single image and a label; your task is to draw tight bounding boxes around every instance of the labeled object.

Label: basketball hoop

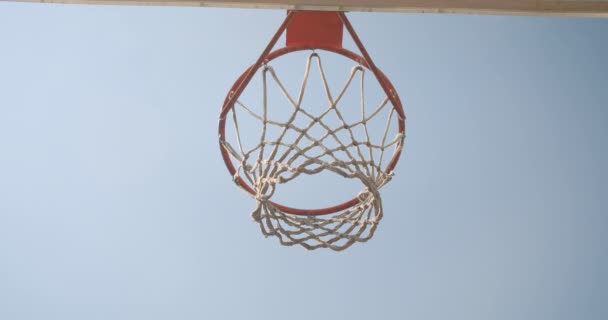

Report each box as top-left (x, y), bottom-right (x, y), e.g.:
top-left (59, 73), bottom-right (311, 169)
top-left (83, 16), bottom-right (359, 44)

top-left (218, 11), bottom-right (406, 251)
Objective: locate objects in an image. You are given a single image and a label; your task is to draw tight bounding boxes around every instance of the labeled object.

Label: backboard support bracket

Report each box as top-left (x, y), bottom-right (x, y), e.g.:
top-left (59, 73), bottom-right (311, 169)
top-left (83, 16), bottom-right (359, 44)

top-left (286, 11), bottom-right (343, 49)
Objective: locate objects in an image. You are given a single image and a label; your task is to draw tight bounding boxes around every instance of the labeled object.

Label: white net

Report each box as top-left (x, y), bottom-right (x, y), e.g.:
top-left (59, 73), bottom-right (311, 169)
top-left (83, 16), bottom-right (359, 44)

top-left (220, 51), bottom-right (404, 251)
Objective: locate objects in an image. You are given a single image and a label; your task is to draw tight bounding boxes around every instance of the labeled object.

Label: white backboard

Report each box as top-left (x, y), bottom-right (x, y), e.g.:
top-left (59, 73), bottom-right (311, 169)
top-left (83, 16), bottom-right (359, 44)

top-left (4, 0), bottom-right (608, 17)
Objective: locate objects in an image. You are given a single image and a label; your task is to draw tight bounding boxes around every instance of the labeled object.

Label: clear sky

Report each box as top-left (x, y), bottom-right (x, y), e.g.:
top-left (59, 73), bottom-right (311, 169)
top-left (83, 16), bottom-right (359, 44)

top-left (0, 3), bottom-right (607, 320)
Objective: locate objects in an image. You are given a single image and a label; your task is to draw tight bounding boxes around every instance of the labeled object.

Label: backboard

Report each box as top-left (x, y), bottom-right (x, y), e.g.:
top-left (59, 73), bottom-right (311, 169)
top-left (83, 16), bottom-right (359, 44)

top-left (5, 0), bottom-right (608, 17)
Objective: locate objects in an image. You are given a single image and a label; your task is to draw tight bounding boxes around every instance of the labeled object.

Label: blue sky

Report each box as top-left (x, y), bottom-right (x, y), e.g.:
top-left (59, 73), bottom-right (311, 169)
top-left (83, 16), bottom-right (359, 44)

top-left (1, 3), bottom-right (607, 320)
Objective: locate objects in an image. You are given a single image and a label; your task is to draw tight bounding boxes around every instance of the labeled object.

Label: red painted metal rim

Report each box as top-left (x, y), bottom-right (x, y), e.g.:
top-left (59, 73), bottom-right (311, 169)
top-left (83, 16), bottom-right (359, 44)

top-left (219, 45), bottom-right (405, 216)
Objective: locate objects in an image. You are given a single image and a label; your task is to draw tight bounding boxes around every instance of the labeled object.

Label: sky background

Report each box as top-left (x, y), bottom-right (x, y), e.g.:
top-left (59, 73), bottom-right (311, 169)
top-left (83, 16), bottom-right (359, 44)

top-left (1, 3), bottom-right (607, 320)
